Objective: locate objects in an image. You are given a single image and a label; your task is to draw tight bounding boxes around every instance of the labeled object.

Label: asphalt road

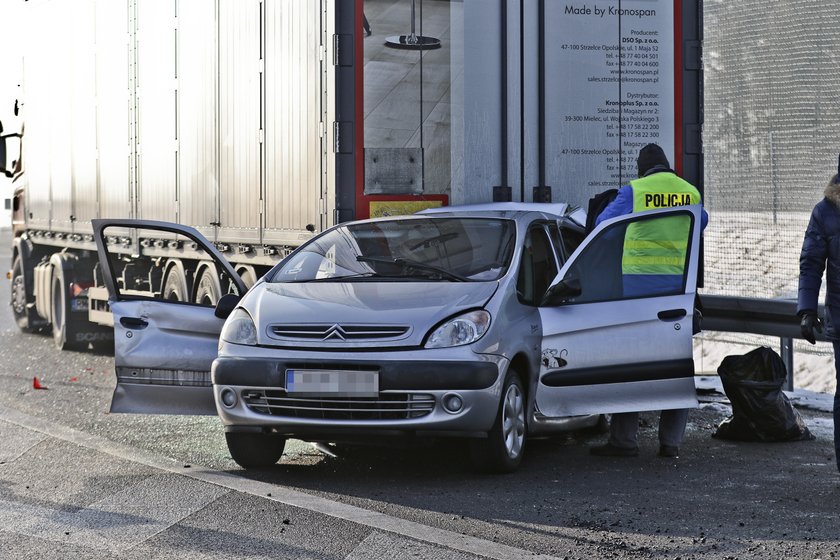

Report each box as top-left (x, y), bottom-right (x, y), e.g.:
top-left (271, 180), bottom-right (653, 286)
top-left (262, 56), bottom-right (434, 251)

top-left (1, 229), bottom-right (840, 559)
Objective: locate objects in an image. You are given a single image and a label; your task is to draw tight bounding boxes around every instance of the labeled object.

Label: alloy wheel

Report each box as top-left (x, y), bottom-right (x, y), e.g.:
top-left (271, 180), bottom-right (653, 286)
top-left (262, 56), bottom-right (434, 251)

top-left (502, 382), bottom-right (525, 459)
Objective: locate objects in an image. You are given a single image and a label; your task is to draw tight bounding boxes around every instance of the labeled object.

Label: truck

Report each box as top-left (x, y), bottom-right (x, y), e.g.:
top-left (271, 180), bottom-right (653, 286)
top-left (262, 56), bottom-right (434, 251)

top-left (1, 0), bottom-right (702, 351)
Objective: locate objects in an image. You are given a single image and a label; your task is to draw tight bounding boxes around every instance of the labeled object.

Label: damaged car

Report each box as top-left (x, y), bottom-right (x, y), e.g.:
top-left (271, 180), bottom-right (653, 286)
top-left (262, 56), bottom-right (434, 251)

top-left (92, 202), bottom-right (702, 472)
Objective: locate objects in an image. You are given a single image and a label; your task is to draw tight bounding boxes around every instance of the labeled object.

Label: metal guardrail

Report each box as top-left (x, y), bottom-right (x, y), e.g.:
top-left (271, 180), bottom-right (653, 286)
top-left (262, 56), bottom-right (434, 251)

top-left (699, 294), bottom-right (831, 391)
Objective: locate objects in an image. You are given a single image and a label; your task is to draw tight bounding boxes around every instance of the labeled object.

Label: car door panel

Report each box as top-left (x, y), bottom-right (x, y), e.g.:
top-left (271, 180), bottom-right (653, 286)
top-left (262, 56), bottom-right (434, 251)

top-left (93, 219), bottom-right (245, 415)
top-left (110, 299), bottom-right (224, 414)
top-left (536, 206), bottom-right (701, 418)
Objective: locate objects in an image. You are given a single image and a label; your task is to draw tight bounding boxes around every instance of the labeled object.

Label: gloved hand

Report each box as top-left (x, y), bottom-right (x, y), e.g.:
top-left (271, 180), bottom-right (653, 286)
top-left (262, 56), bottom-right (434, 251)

top-left (800, 312), bottom-right (823, 345)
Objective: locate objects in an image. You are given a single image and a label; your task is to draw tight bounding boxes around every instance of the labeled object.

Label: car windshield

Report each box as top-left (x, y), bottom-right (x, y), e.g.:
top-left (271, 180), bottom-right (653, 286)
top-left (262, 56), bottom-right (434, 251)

top-left (269, 217), bottom-right (516, 283)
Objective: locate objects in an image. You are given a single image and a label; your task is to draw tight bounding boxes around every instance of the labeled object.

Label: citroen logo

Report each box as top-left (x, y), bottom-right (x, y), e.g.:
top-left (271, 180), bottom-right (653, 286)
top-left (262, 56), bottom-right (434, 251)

top-left (323, 324), bottom-right (347, 341)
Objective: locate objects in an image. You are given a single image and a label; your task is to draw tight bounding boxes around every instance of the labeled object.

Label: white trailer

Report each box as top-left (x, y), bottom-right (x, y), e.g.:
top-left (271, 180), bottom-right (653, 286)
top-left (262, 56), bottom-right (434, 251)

top-left (0, 0), bottom-right (702, 351)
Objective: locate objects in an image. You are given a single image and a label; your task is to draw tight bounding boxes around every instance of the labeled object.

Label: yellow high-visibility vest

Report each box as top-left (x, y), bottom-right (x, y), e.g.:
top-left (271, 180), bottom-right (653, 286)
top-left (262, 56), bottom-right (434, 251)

top-left (623, 173), bottom-right (701, 276)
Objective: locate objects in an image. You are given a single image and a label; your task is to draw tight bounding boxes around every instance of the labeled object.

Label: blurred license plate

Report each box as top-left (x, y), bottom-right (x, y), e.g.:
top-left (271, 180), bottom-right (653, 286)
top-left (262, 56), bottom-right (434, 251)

top-left (285, 369), bottom-right (379, 397)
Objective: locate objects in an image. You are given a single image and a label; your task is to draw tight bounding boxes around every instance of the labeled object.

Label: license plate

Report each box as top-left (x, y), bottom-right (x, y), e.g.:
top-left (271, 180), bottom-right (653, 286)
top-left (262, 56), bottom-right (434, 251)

top-left (285, 369), bottom-right (379, 397)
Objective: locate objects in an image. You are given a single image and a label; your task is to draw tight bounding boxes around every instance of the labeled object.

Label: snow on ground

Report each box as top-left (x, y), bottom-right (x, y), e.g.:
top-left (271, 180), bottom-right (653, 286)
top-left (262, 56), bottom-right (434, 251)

top-left (697, 210), bottom-right (837, 396)
top-left (694, 337), bottom-right (836, 394)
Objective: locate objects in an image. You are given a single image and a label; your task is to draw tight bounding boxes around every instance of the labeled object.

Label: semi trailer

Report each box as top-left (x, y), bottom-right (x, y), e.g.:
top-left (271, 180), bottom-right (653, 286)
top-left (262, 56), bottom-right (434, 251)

top-left (0, 0), bottom-right (702, 351)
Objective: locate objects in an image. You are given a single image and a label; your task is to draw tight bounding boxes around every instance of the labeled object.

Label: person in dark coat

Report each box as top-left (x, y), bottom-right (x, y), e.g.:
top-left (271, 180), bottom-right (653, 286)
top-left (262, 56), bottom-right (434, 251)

top-left (797, 154), bottom-right (840, 472)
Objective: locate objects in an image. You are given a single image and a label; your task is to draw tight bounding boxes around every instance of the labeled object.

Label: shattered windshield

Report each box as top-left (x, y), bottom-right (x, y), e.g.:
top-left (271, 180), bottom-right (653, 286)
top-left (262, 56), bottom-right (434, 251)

top-left (269, 217), bottom-right (516, 283)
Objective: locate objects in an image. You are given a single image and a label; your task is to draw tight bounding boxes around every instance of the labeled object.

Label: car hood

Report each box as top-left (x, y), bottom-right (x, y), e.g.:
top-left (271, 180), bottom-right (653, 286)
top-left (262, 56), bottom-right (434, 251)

top-left (246, 281), bottom-right (499, 348)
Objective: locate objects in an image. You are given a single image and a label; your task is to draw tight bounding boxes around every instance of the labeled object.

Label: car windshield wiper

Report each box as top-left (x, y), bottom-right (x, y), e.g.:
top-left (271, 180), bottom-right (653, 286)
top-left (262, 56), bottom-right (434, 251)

top-left (356, 255), bottom-right (469, 282)
top-left (285, 272), bottom-right (386, 283)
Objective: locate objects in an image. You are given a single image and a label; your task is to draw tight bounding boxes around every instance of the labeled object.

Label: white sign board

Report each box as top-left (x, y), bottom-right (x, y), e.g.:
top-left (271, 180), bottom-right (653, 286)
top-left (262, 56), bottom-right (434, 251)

top-left (546, 1), bottom-right (676, 191)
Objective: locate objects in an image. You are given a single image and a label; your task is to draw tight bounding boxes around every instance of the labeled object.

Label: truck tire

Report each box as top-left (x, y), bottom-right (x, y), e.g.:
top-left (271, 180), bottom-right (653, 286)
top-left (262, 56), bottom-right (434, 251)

top-left (51, 266), bottom-right (85, 351)
top-left (225, 432), bottom-right (286, 468)
top-left (11, 255), bottom-right (40, 333)
top-left (162, 263), bottom-right (188, 302)
top-left (194, 265), bottom-right (222, 306)
top-left (238, 266), bottom-right (258, 290)
top-left (469, 368), bottom-right (526, 474)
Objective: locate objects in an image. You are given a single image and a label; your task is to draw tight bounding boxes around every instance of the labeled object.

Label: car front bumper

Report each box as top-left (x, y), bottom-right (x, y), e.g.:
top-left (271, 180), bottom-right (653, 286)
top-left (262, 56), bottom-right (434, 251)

top-left (211, 347), bottom-right (507, 437)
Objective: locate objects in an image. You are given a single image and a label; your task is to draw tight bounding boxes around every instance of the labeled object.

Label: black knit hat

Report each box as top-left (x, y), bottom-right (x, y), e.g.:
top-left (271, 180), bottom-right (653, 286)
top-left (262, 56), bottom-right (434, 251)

top-left (637, 143), bottom-right (670, 177)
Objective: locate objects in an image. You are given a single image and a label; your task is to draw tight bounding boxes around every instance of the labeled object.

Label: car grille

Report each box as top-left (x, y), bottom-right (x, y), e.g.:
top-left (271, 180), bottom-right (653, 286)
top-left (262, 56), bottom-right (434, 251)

top-left (267, 324), bottom-right (410, 341)
top-left (242, 390), bottom-right (435, 420)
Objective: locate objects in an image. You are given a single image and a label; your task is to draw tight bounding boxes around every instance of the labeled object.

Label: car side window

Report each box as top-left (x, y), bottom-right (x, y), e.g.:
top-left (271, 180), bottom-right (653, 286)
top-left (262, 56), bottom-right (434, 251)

top-left (560, 211), bottom-right (694, 304)
top-left (548, 223), bottom-right (585, 264)
top-left (517, 226), bottom-right (559, 306)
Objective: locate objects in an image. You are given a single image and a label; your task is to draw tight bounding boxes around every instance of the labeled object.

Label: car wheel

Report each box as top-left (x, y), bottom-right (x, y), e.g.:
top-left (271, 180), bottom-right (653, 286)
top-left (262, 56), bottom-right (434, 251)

top-left (225, 432), bottom-right (286, 468)
top-left (470, 369), bottom-right (526, 473)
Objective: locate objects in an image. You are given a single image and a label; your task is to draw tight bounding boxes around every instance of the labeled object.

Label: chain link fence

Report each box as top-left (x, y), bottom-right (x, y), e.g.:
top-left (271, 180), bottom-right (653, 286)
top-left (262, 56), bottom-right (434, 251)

top-left (701, 0), bottom-right (840, 389)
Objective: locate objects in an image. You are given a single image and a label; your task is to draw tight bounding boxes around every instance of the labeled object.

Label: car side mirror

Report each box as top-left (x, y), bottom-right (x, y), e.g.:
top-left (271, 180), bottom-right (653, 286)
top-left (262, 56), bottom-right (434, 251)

top-left (540, 277), bottom-right (582, 307)
top-left (0, 135), bottom-right (6, 175)
top-left (215, 293), bottom-right (241, 319)
top-left (0, 130), bottom-right (22, 178)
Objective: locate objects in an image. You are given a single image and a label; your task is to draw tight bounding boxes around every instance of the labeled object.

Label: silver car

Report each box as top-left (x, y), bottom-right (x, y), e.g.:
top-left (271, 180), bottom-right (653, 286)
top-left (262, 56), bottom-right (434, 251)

top-left (93, 203), bottom-right (702, 472)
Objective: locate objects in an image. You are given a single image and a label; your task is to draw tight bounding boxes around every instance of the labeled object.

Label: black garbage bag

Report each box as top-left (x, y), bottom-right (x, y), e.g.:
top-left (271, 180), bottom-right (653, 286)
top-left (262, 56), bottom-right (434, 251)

top-left (712, 346), bottom-right (813, 442)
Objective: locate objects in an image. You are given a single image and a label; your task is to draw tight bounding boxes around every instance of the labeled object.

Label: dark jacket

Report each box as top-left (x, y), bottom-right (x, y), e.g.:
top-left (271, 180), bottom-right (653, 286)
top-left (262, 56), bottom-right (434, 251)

top-left (798, 181), bottom-right (840, 313)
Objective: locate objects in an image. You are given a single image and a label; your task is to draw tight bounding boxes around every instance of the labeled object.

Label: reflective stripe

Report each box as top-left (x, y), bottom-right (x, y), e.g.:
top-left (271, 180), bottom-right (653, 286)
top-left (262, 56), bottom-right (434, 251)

top-left (623, 239), bottom-right (686, 250)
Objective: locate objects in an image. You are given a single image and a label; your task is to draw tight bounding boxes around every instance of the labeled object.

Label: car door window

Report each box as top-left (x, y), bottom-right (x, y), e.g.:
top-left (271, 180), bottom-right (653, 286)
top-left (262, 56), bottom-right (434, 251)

top-left (560, 211), bottom-right (694, 304)
top-left (98, 225), bottom-right (241, 307)
top-left (517, 226), bottom-right (559, 306)
top-left (548, 222), bottom-right (585, 264)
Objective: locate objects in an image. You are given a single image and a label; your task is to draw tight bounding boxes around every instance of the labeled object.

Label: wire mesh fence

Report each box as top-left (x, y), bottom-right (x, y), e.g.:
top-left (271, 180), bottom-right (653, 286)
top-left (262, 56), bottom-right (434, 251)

top-left (701, 0), bottom-right (840, 384)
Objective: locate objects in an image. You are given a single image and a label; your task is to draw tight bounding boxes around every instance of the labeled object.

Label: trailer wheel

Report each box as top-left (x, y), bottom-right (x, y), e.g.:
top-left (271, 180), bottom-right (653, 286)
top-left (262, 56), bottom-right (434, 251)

top-left (238, 266), bottom-right (258, 291)
top-left (51, 267), bottom-right (85, 351)
top-left (11, 255), bottom-right (40, 333)
top-left (194, 265), bottom-right (222, 306)
top-left (161, 263), bottom-right (188, 302)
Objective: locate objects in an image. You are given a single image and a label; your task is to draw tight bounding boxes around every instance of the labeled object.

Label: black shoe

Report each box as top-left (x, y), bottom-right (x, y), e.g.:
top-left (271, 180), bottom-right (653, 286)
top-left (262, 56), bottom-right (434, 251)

top-left (658, 445), bottom-right (680, 458)
top-left (589, 443), bottom-right (639, 457)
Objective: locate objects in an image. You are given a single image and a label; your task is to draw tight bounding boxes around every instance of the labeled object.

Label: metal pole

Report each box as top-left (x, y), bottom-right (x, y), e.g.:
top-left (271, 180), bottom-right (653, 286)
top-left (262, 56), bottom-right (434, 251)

top-left (780, 336), bottom-right (794, 392)
top-left (770, 131), bottom-right (778, 225)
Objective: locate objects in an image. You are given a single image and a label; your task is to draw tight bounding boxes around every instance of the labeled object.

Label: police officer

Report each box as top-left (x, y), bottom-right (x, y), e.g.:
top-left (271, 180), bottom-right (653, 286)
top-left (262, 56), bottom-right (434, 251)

top-left (589, 143), bottom-right (709, 458)
top-left (797, 155), bottom-right (840, 472)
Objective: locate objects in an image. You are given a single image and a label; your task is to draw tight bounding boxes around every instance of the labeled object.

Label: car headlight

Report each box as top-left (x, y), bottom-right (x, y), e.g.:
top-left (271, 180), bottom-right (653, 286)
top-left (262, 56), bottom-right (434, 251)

top-left (425, 310), bottom-right (491, 349)
top-left (220, 308), bottom-right (258, 346)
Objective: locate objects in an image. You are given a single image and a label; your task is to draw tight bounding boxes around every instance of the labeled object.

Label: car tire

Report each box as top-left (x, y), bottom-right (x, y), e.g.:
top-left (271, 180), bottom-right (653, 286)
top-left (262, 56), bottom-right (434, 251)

top-left (225, 432), bottom-right (286, 468)
top-left (470, 368), bottom-right (526, 473)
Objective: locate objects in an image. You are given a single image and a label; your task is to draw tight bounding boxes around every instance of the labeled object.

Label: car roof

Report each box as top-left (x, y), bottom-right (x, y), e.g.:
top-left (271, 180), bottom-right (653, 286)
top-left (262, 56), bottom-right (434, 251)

top-left (418, 202), bottom-right (586, 227)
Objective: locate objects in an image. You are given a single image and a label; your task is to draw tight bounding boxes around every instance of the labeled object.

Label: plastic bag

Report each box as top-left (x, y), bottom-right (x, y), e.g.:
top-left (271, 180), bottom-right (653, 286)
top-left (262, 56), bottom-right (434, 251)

top-left (712, 346), bottom-right (813, 442)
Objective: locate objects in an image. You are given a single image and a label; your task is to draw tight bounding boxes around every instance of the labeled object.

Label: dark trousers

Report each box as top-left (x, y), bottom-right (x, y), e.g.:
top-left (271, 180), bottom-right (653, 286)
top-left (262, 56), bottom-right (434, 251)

top-left (608, 409), bottom-right (689, 449)
top-left (830, 307), bottom-right (840, 471)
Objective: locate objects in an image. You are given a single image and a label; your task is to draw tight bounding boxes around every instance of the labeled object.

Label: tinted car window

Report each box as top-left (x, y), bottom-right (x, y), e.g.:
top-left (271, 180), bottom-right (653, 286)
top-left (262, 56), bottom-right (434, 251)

top-left (269, 218), bottom-right (516, 282)
top-left (517, 226), bottom-right (559, 305)
top-left (561, 211), bottom-right (693, 303)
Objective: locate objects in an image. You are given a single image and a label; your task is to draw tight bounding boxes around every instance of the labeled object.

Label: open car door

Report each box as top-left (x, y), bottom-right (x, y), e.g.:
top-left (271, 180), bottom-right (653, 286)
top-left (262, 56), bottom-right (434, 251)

top-left (93, 219), bottom-right (246, 415)
top-left (536, 205), bottom-right (702, 418)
